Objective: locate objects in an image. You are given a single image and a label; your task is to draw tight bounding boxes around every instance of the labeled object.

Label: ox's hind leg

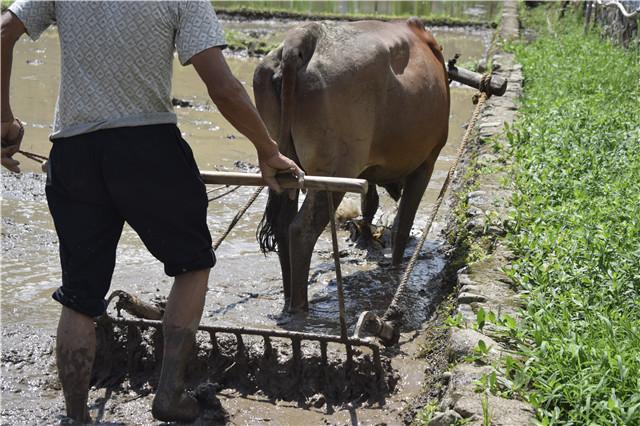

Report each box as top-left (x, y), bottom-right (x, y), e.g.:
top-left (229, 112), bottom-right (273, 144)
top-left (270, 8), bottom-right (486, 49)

top-left (274, 193), bottom-right (299, 303)
top-left (391, 160), bottom-right (435, 265)
top-left (258, 191), bottom-right (299, 305)
top-left (288, 190), bottom-right (345, 312)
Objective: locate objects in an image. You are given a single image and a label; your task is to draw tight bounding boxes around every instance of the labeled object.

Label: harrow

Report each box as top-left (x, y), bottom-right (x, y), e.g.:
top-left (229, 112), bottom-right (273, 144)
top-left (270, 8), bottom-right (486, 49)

top-left (103, 172), bottom-right (390, 396)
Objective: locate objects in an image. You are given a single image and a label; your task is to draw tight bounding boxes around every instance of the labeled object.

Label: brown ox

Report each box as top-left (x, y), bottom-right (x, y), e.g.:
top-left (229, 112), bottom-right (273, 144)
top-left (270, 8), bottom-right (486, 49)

top-left (254, 18), bottom-right (450, 312)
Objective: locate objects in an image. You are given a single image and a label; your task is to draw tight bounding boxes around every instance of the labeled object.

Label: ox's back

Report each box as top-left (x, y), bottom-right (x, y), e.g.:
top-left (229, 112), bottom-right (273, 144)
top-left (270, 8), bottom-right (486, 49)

top-left (254, 19), bottom-right (449, 184)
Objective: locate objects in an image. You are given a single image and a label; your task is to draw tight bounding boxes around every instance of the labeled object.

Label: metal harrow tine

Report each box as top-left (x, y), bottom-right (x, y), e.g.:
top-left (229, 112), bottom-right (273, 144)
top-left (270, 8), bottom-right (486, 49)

top-left (208, 331), bottom-right (219, 359)
top-left (291, 337), bottom-right (303, 378)
top-left (126, 324), bottom-right (142, 374)
top-left (262, 336), bottom-right (273, 360)
top-left (234, 332), bottom-right (247, 371)
top-left (371, 346), bottom-right (385, 392)
top-left (319, 341), bottom-right (328, 389)
top-left (320, 341), bottom-right (328, 368)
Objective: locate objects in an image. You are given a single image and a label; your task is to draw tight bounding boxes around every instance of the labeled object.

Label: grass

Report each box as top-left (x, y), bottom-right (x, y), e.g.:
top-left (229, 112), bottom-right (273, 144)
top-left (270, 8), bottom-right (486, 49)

top-left (502, 4), bottom-right (640, 425)
top-left (414, 401), bottom-right (439, 425)
top-left (224, 29), bottom-right (278, 55)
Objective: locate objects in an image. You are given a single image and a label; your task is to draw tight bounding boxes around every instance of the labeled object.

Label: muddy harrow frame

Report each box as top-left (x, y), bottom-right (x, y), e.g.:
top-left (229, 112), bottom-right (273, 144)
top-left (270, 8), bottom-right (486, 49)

top-left (106, 315), bottom-right (385, 387)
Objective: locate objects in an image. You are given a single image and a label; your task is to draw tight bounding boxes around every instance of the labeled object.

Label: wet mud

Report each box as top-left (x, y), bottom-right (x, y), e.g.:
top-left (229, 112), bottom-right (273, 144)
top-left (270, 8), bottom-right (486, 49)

top-left (1, 326), bottom-right (61, 424)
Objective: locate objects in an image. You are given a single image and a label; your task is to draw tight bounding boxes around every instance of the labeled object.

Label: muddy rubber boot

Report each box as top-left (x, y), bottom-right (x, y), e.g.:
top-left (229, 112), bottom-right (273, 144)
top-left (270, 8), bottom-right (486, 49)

top-left (152, 325), bottom-right (200, 422)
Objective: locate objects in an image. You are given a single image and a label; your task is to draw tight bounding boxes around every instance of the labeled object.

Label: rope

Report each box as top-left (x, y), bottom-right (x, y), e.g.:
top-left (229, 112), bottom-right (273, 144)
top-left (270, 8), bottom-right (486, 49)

top-left (472, 73), bottom-right (493, 104)
top-left (207, 184), bottom-right (234, 194)
top-left (18, 149), bottom-right (48, 163)
top-left (208, 185), bottom-right (241, 202)
top-left (213, 186), bottom-right (264, 251)
top-left (382, 88), bottom-right (490, 324)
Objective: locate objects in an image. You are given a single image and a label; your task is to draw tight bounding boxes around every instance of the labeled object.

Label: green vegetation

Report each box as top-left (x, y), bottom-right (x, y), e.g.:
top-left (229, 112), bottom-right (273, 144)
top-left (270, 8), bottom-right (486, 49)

top-left (224, 29), bottom-right (278, 55)
top-left (503, 5), bottom-right (640, 425)
top-left (414, 401), bottom-right (439, 425)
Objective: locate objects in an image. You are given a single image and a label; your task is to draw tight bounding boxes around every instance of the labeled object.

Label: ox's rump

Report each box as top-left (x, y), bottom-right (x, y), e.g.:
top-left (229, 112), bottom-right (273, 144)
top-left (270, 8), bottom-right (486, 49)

top-left (254, 19), bottom-right (450, 181)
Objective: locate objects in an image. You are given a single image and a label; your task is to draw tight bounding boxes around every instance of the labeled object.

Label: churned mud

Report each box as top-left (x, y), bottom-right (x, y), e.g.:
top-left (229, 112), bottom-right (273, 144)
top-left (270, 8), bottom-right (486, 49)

top-left (1, 326), bottom-right (61, 424)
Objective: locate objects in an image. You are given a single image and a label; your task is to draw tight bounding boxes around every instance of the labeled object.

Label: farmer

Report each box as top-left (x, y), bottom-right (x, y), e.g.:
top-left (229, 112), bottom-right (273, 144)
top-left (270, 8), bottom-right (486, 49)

top-left (1, 1), bottom-right (302, 423)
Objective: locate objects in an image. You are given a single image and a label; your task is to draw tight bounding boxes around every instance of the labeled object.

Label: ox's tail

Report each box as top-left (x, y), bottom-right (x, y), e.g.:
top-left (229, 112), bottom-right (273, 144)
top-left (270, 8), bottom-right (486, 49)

top-left (257, 49), bottom-right (301, 254)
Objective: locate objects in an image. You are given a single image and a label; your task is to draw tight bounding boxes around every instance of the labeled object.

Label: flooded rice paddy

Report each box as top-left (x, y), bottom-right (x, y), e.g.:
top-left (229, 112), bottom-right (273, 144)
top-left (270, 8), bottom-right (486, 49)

top-left (214, 1), bottom-right (501, 21)
top-left (1, 17), bottom-right (490, 424)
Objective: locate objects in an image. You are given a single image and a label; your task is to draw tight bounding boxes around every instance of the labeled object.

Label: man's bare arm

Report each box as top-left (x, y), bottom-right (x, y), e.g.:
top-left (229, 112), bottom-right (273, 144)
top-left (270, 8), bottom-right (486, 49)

top-left (1, 10), bottom-right (27, 172)
top-left (1, 11), bottom-right (25, 122)
top-left (190, 47), bottom-right (303, 193)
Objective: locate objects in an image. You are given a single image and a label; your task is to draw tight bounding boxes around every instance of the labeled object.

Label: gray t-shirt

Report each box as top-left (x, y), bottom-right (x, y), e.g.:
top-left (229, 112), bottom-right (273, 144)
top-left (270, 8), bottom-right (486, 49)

top-left (9, 0), bottom-right (226, 140)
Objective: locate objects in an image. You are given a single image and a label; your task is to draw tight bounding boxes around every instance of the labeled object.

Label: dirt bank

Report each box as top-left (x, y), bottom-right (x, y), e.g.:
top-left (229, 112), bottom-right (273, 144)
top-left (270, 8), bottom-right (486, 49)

top-left (419, 1), bottom-right (534, 425)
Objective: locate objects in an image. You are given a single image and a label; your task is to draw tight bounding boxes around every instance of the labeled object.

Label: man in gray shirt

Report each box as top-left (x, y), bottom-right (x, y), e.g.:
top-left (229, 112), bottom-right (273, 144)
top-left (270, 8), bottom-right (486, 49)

top-left (1, 1), bottom-right (302, 423)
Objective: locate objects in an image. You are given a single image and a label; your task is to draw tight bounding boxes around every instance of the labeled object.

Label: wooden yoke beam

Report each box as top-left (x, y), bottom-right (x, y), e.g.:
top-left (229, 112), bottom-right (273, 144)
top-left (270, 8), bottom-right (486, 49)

top-left (200, 171), bottom-right (368, 195)
top-left (447, 66), bottom-right (508, 96)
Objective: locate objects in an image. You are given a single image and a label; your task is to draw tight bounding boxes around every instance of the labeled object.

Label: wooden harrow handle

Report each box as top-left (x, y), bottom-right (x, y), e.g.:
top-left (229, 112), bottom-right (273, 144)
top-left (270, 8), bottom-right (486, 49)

top-left (200, 171), bottom-right (369, 195)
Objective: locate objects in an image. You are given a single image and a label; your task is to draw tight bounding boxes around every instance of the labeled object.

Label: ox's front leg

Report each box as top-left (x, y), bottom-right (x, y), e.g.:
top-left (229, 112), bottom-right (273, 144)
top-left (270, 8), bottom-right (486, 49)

top-left (391, 160), bottom-right (433, 265)
top-left (288, 190), bottom-right (345, 312)
top-left (356, 183), bottom-right (379, 249)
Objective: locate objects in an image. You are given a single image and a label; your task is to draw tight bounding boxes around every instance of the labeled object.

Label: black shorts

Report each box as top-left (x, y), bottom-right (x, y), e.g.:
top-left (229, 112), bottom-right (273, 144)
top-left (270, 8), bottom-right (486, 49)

top-left (46, 124), bottom-right (215, 318)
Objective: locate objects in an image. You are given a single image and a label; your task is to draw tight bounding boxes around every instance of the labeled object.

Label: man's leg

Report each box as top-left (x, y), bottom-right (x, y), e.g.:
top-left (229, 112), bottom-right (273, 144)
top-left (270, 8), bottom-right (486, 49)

top-left (152, 268), bottom-right (210, 422)
top-left (56, 307), bottom-right (96, 423)
top-left (45, 133), bottom-right (126, 423)
top-left (103, 125), bottom-right (216, 421)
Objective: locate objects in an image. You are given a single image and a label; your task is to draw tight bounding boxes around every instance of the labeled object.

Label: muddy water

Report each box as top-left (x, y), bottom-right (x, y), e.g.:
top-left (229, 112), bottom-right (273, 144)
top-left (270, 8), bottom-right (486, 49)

top-left (1, 19), bottom-right (487, 424)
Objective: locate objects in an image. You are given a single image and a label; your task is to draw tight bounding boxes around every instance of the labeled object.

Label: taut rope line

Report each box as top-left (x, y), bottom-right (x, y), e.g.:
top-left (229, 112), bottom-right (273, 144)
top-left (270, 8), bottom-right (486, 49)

top-left (381, 87), bottom-right (491, 329)
top-left (212, 186), bottom-right (264, 251)
top-left (208, 185), bottom-right (241, 202)
top-left (17, 149), bottom-right (48, 163)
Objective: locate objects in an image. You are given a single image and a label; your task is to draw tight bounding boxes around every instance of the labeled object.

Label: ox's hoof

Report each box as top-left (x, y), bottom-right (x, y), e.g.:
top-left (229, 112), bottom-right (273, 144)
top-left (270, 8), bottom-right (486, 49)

top-left (350, 220), bottom-right (387, 252)
top-left (287, 305), bottom-right (309, 315)
top-left (355, 232), bottom-right (373, 250)
top-left (152, 390), bottom-right (200, 423)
